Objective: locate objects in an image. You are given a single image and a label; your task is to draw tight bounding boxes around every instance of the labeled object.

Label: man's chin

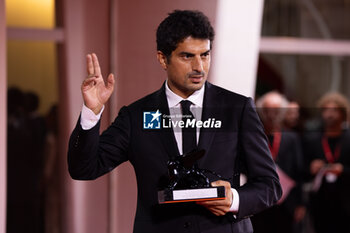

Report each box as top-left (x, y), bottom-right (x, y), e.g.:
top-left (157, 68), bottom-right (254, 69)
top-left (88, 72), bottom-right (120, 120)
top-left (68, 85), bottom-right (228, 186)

top-left (188, 82), bottom-right (205, 91)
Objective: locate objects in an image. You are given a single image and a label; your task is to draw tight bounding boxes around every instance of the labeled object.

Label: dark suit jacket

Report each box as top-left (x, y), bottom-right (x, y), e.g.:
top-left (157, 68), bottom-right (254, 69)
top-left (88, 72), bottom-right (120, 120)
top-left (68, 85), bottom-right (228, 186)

top-left (303, 129), bottom-right (350, 226)
top-left (276, 131), bottom-right (304, 212)
top-left (68, 82), bottom-right (282, 233)
top-left (251, 131), bottom-right (304, 233)
top-left (304, 129), bottom-right (350, 208)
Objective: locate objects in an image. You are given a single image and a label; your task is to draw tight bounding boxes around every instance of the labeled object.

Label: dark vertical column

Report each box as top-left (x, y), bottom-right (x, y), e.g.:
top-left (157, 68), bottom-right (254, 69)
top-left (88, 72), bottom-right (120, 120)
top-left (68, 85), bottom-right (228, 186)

top-left (0, 0), bottom-right (7, 232)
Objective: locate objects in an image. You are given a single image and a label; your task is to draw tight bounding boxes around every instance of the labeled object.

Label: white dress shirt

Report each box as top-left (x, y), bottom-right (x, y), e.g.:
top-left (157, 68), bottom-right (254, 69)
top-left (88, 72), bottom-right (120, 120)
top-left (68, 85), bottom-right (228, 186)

top-left (80, 80), bottom-right (239, 213)
top-left (165, 80), bottom-right (204, 155)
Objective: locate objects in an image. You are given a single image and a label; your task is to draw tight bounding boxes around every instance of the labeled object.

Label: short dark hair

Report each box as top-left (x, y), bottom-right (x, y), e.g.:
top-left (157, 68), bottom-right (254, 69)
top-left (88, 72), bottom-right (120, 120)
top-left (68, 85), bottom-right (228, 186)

top-left (156, 10), bottom-right (215, 59)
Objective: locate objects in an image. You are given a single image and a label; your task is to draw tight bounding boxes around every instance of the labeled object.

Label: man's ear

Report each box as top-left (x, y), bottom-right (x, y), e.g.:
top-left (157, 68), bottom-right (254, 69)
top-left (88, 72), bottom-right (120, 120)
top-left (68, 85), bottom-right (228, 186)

top-left (157, 51), bottom-right (168, 70)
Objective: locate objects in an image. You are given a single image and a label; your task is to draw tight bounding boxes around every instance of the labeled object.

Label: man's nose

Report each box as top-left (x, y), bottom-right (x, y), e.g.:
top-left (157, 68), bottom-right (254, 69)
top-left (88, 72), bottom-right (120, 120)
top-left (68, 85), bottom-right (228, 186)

top-left (192, 56), bottom-right (204, 73)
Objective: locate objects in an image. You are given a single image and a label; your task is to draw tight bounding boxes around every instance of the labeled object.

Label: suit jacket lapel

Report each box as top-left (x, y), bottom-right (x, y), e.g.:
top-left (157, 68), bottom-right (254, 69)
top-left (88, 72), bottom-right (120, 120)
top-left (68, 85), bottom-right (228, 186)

top-left (198, 82), bottom-right (220, 166)
top-left (155, 83), bottom-right (180, 159)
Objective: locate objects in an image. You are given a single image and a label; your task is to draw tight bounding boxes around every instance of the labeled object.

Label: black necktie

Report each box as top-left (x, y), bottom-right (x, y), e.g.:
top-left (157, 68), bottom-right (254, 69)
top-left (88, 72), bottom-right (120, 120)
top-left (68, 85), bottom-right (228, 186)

top-left (181, 100), bottom-right (197, 155)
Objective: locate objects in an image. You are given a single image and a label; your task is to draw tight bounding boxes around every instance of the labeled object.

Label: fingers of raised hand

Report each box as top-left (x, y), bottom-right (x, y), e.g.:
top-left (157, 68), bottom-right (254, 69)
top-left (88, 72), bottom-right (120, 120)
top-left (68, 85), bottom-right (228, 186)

top-left (86, 54), bottom-right (95, 75)
top-left (81, 77), bottom-right (98, 92)
top-left (83, 53), bottom-right (115, 99)
top-left (82, 76), bottom-right (97, 87)
top-left (106, 73), bottom-right (115, 90)
top-left (86, 53), bottom-right (101, 77)
top-left (92, 53), bottom-right (102, 76)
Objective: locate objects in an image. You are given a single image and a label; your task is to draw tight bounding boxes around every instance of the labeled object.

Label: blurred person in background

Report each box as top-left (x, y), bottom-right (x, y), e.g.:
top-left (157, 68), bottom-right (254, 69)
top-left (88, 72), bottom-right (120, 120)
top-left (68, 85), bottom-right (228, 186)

top-left (283, 101), bottom-right (302, 132)
top-left (23, 91), bottom-right (47, 233)
top-left (252, 91), bottom-right (305, 233)
top-left (304, 92), bottom-right (350, 233)
top-left (43, 104), bottom-right (61, 233)
top-left (7, 88), bottom-right (46, 233)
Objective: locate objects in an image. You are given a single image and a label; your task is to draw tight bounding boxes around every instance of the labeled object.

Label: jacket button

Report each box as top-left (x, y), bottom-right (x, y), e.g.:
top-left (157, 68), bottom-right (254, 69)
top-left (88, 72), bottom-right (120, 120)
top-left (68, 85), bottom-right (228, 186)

top-left (184, 222), bottom-right (191, 228)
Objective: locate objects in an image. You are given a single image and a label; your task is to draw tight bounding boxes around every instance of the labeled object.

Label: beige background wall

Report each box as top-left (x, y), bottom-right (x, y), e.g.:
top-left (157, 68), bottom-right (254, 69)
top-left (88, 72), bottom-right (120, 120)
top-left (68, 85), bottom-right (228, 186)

top-left (60, 0), bottom-right (111, 233)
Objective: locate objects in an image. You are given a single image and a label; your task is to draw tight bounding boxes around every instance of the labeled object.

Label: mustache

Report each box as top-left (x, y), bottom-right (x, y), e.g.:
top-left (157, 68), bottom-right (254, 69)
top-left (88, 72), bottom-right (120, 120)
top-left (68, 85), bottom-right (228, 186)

top-left (186, 71), bottom-right (205, 78)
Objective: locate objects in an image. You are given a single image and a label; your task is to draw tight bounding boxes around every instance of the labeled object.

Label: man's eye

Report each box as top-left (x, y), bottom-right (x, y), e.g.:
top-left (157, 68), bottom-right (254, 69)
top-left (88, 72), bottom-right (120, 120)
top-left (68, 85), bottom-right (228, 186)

top-left (183, 54), bottom-right (192, 59)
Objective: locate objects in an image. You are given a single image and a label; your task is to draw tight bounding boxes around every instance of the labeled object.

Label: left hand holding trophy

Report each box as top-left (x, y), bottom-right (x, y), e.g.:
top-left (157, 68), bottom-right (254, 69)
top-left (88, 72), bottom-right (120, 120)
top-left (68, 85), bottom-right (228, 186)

top-left (158, 149), bottom-right (226, 204)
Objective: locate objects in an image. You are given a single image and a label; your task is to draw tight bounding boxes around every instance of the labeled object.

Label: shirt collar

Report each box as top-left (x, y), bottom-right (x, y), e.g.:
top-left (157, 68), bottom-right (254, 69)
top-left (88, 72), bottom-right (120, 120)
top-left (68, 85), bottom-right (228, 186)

top-left (165, 80), bottom-right (205, 108)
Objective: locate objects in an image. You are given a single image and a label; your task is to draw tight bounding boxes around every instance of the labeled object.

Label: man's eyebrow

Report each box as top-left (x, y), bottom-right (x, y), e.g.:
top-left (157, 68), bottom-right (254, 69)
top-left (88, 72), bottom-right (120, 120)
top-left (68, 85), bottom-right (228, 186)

top-left (201, 50), bottom-right (211, 55)
top-left (179, 52), bottom-right (195, 56)
top-left (178, 50), bottom-right (211, 56)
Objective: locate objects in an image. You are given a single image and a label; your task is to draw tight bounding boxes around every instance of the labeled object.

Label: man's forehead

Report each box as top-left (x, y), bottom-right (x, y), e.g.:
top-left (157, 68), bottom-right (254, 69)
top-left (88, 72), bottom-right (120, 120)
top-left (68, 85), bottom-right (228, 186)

top-left (174, 37), bottom-right (211, 53)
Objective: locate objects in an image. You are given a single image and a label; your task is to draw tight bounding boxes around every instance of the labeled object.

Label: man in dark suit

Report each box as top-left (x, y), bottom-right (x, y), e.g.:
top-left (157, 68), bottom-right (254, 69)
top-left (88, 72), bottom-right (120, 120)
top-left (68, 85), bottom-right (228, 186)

top-left (252, 92), bottom-right (305, 233)
top-left (304, 92), bottom-right (350, 233)
top-left (68, 10), bottom-right (282, 233)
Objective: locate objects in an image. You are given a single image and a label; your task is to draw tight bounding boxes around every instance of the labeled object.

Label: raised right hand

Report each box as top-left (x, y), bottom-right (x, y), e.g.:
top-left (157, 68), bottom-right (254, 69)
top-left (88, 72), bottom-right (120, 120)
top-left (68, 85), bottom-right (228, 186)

top-left (81, 53), bottom-right (115, 114)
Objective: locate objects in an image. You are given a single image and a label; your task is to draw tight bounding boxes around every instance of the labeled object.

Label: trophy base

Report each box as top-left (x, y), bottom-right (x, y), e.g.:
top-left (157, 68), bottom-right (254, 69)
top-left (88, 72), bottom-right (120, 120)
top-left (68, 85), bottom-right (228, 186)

top-left (158, 186), bottom-right (225, 204)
